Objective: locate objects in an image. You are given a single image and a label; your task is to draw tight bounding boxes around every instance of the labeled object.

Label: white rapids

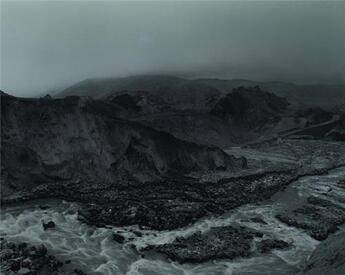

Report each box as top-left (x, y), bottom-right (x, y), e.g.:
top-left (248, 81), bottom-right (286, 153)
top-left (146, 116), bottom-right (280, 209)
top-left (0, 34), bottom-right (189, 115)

top-left (1, 167), bottom-right (345, 275)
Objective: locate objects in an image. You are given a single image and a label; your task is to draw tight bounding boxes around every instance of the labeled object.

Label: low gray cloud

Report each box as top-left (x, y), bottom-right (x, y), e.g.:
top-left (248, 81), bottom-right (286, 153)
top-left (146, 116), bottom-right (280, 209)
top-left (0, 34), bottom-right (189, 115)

top-left (1, 1), bottom-right (345, 96)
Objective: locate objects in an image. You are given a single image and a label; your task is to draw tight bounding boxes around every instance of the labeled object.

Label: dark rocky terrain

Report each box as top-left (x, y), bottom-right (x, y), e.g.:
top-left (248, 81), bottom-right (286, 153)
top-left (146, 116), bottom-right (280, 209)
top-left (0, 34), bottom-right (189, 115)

top-left (1, 91), bottom-right (245, 202)
top-left (276, 196), bottom-right (345, 240)
top-left (0, 240), bottom-right (63, 275)
top-left (142, 226), bottom-right (289, 263)
top-left (77, 171), bottom-right (300, 230)
top-left (210, 86), bottom-right (289, 130)
top-left (57, 76), bottom-right (345, 147)
top-left (1, 78), bottom-right (345, 274)
top-left (0, 239), bottom-right (88, 275)
top-left (195, 79), bottom-right (345, 110)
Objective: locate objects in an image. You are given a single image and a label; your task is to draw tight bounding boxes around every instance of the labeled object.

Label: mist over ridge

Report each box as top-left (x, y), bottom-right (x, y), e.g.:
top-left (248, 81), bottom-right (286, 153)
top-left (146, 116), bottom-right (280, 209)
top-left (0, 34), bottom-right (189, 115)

top-left (1, 0), bottom-right (345, 96)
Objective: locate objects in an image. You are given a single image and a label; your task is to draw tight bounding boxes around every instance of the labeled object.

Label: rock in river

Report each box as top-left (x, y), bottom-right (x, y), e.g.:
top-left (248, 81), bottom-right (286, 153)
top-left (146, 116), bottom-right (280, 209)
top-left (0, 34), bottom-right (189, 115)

top-left (142, 226), bottom-right (255, 263)
top-left (0, 239), bottom-right (63, 274)
top-left (276, 196), bottom-right (345, 240)
top-left (141, 226), bottom-right (290, 263)
top-left (257, 239), bottom-right (290, 253)
top-left (42, 220), bottom-right (56, 231)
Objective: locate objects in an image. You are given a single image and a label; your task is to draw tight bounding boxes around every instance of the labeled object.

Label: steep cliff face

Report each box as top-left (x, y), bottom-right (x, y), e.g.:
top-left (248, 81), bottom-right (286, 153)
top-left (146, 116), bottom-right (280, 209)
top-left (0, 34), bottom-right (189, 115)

top-left (1, 92), bottom-right (245, 201)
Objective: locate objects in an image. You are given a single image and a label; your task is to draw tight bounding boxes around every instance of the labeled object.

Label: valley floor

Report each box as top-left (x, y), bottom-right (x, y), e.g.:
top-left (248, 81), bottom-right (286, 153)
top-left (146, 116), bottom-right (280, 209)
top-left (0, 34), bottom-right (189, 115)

top-left (1, 139), bottom-right (345, 275)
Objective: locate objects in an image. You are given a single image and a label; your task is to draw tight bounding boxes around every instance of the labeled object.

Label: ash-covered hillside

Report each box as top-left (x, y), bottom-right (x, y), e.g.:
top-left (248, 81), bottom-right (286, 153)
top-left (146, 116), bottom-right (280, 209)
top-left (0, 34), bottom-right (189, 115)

top-left (1, 91), bottom-right (246, 203)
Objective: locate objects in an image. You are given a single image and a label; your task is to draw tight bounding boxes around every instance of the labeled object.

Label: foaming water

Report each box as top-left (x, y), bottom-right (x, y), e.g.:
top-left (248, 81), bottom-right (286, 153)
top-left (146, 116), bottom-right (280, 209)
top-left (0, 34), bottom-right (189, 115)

top-left (1, 167), bottom-right (345, 275)
top-left (0, 201), bottom-right (137, 274)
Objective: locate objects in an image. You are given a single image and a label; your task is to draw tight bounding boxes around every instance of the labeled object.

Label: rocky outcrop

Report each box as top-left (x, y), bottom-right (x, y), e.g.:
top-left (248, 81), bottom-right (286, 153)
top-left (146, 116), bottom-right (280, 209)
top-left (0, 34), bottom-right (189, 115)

top-left (142, 226), bottom-right (255, 263)
top-left (210, 86), bottom-right (289, 130)
top-left (141, 226), bottom-right (290, 263)
top-left (298, 229), bottom-right (345, 275)
top-left (256, 239), bottom-right (290, 253)
top-left (0, 240), bottom-right (63, 274)
top-left (276, 196), bottom-right (345, 240)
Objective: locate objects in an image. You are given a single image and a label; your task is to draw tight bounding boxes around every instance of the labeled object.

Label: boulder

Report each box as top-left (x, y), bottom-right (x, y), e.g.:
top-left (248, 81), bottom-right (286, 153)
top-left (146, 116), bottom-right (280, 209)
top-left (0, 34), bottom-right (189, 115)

top-left (257, 239), bottom-right (290, 253)
top-left (43, 221), bottom-right (56, 230)
top-left (113, 233), bottom-right (125, 244)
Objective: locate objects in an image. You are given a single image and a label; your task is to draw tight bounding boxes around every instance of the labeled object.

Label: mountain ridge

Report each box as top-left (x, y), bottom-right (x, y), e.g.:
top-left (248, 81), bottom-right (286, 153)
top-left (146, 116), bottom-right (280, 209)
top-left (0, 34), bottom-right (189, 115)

top-left (57, 75), bottom-right (345, 110)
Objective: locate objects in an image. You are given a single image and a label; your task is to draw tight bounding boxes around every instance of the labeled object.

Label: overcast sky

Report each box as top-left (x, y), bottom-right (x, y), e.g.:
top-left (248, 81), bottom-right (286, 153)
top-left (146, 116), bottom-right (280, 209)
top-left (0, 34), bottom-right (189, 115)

top-left (1, 0), bottom-right (345, 96)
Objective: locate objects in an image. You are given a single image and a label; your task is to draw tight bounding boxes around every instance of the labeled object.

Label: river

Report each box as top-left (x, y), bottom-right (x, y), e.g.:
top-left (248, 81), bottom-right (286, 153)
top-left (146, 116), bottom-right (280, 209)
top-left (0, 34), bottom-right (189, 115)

top-left (1, 167), bottom-right (345, 275)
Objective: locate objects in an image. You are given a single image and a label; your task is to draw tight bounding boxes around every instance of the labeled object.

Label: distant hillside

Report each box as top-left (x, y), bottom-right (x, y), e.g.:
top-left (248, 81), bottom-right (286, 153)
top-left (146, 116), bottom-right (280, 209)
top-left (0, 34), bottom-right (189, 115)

top-left (55, 76), bottom-right (345, 147)
top-left (210, 86), bottom-right (289, 130)
top-left (107, 87), bottom-right (313, 147)
top-left (196, 79), bottom-right (345, 109)
top-left (58, 75), bottom-right (220, 110)
top-left (58, 75), bottom-right (344, 110)
top-left (58, 75), bottom-right (186, 99)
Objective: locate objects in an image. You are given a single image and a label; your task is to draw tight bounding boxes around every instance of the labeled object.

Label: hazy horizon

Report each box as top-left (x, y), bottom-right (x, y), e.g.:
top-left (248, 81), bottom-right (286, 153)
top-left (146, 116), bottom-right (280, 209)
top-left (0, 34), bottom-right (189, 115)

top-left (1, 0), bottom-right (345, 97)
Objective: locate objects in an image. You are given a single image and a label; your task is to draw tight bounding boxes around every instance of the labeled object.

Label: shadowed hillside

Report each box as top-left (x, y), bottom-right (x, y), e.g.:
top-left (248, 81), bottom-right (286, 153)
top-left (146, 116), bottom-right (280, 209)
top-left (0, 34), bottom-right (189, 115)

top-left (1, 92), bottom-right (246, 203)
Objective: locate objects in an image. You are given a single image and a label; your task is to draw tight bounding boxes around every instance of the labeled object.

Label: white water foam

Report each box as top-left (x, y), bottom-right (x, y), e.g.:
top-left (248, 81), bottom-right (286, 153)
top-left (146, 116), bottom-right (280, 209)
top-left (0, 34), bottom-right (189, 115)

top-left (1, 167), bottom-right (344, 274)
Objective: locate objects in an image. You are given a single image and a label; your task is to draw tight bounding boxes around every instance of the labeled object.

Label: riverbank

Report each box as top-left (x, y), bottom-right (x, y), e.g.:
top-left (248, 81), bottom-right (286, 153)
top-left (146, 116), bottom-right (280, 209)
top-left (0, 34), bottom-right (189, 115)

top-left (1, 166), bottom-right (345, 274)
